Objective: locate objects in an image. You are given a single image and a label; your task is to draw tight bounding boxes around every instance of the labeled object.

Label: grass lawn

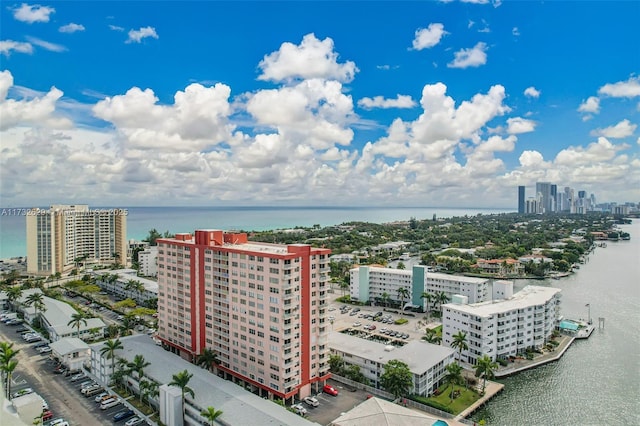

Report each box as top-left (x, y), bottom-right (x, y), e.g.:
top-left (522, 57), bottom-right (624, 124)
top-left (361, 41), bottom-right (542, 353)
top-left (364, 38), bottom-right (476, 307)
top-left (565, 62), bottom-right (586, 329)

top-left (428, 385), bottom-right (481, 415)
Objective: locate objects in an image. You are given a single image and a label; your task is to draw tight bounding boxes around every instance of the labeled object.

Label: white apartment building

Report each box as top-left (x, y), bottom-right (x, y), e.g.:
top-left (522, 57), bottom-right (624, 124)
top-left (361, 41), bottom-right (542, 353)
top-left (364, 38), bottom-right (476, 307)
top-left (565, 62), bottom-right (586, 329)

top-left (26, 205), bottom-right (127, 276)
top-left (138, 246), bottom-right (158, 277)
top-left (156, 230), bottom-right (332, 402)
top-left (350, 265), bottom-right (489, 309)
top-left (329, 332), bottom-right (455, 396)
top-left (94, 269), bottom-right (158, 304)
top-left (442, 282), bottom-right (561, 365)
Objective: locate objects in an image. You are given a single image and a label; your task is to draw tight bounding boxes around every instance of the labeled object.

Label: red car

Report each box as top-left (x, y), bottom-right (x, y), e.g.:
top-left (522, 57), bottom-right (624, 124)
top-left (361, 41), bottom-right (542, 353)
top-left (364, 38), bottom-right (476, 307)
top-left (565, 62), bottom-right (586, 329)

top-left (42, 410), bottom-right (53, 421)
top-left (323, 384), bottom-right (339, 396)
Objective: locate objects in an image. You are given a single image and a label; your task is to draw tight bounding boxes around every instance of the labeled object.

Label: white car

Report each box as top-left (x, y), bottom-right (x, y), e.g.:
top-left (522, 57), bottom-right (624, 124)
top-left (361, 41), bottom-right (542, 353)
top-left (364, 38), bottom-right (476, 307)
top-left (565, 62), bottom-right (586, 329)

top-left (11, 388), bottom-right (34, 399)
top-left (352, 322), bottom-right (361, 327)
top-left (292, 403), bottom-right (307, 416)
top-left (303, 396), bottom-right (320, 407)
top-left (125, 417), bottom-right (145, 426)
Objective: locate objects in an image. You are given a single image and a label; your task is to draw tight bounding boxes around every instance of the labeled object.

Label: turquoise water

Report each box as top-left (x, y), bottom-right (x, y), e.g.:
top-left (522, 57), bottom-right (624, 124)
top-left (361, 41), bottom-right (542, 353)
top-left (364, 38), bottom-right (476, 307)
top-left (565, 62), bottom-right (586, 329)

top-left (0, 206), bottom-right (509, 258)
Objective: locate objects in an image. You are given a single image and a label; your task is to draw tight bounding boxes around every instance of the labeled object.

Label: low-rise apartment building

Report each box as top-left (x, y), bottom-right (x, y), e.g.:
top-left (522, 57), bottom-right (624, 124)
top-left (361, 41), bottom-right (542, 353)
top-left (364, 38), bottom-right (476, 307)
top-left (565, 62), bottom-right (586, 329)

top-left (442, 282), bottom-right (561, 365)
top-left (350, 265), bottom-right (489, 308)
top-left (329, 332), bottom-right (455, 396)
top-left (156, 229), bottom-right (331, 401)
top-left (94, 269), bottom-right (158, 304)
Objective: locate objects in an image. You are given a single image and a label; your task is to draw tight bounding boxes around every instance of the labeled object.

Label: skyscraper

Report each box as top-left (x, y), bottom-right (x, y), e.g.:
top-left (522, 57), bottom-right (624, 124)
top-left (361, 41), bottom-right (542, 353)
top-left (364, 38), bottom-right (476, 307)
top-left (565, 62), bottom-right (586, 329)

top-left (518, 186), bottom-right (526, 214)
top-left (535, 182), bottom-right (552, 213)
top-left (156, 230), bottom-right (331, 401)
top-left (26, 205), bottom-right (127, 275)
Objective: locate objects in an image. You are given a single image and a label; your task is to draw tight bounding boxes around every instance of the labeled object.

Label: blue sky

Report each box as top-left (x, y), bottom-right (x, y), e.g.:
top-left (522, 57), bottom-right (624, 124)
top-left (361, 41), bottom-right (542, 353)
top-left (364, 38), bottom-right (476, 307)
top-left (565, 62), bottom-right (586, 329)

top-left (1, 1), bottom-right (639, 208)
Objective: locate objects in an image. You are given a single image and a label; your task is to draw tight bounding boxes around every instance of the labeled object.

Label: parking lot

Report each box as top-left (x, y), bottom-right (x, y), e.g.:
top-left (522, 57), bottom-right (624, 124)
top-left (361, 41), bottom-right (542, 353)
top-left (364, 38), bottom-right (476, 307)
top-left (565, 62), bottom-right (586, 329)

top-left (1, 313), bottom-right (146, 426)
top-left (301, 379), bottom-right (373, 426)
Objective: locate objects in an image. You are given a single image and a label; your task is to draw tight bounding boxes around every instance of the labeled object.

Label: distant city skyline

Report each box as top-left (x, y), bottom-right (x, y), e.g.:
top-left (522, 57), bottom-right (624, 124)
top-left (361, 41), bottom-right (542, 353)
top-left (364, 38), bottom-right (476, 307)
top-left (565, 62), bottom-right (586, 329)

top-left (0, 2), bottom-right (638, 208)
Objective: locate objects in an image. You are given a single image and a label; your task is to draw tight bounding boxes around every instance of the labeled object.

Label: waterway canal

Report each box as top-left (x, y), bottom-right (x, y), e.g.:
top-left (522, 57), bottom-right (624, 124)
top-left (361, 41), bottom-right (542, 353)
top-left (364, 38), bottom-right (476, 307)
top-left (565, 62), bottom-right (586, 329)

top-left (471, 220), bottom-right (640, 426)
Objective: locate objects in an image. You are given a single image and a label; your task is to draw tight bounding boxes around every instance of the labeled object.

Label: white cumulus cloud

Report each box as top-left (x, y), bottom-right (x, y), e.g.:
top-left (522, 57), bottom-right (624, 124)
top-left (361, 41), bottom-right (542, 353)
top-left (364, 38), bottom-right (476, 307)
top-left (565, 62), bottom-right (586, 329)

top-left (590, 119), bottom-right (637, 139)
top-left (524, 87), bottom-right (540, 98)
top-left (12, 3), bottom-right (55, 23)
top-left (258, 33), bottom-right (358, 83)
top-left (358, 95), bottom-right (416, 110)
top-left (412, 23), bottom-right (448, 50)
top-left (59, 23), bottom-right (85, 33)
top-left (447, 42), bottom-right (488, 69)
top-left (578, 96), bottom-right (600, 114)
top-left (0, 40), bottom-right (33, 55)
top-left (126, 27), bottom-right (159, 44)
top-left (507, 117), bottom-right (536, 134)
top-left (598, 76), bottom-right (640, 98)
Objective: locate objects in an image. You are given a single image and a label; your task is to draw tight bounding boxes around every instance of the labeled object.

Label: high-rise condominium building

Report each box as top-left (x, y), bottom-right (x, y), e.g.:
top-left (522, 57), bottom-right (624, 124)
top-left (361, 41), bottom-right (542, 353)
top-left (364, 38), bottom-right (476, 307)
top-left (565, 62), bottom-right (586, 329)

top-left (535, 182), bottom-right (553, 213)
top-left (518, 186), bottom-right (526, 214)
top-left (156, 230), bottom-right (331, 401)
top-left (26, 205), bottom-right (127, 276)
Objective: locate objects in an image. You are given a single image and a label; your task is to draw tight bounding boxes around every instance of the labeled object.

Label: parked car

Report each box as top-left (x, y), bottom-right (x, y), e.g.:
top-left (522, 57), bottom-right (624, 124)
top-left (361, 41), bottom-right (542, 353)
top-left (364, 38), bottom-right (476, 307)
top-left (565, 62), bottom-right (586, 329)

top-left (113, 408), bottom-right (135, 422)
top-left (42, 410), bottom-right (54, 421)
top-left (124, 416), bottom-right (144, 426)
top-left (100, 397), bottom-right (120, 410)
top-left (70, 373), bottom-right (86, 382)
top-left (34, 342), bottom-right (49, 349)
top-left (352, 322), bottom-right (361, 327)
top-left (11, 388), bottom-right (34, 399)
top-left (15, 327), bottom-right (28, 333)
top-left (96, 393), bottom-right (114, 403)
top-left (303, 396), bottom-right (320, 407)
top-left (323, 384), bottom-right (339, 396)
top-left (81, 384), bottom-right (103, 396)
top-left (291, 403), bottom-right (307, 416)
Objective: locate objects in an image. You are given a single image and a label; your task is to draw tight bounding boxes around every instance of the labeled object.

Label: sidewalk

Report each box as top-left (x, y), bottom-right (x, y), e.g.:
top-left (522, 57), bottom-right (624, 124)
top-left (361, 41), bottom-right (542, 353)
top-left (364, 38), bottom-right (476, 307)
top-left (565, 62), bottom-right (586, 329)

top-left (494, 335), bottom-right (574, 378)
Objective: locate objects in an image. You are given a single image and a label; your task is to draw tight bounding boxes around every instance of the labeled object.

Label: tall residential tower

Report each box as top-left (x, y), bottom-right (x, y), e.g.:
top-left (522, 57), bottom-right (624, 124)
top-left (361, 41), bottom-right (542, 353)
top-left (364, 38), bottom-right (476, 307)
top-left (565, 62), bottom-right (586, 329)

top-left (156, 230), bottom-right (331, 401)
top-left (26, 205), bottom-right (127, 276)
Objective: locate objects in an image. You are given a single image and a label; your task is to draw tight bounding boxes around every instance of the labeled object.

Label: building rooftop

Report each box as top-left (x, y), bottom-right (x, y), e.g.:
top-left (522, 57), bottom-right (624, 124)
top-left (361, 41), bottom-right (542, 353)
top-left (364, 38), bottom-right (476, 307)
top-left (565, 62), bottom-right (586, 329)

top-left (329, 332), bottom-right (454, 376)
top-left (443, 285), bottom-right (561, 317)
top-left (105, 269), bottom-right (159, 293)
top-left (331, 397), bottom-right (438, 426)
top-left (90, 335), bottom-right (318, 426)
top-left (50, 337), bottom-right (90, 356)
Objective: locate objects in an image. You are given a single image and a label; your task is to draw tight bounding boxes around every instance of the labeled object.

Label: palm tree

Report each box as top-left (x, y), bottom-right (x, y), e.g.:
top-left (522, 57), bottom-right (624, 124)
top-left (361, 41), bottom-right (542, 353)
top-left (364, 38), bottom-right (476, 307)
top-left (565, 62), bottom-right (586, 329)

top-left (444, 362), bottom-right (464, 401)
top-left (128, 354), bottom-right (151, 382)
top-left (451, 331), bottom-right (469, 364)
top-left (381, 292), bottom-right (390, 308)
top-left (196, 348), bottom-right (220, 374)
top-left (25, 292), bottom-right (46, 328)
top-left (200, 406), bottom-right (224, 426)
top-left (474, 355), bottom-right (499, 394)
top-left (1, 342), bottom-right (20, 399)
top-left (6, 286), bottom-right (23, 311)
top-left (169, 370), bottom-right (195, 423)
top-left (424, 327), bottom-right (442, 344)
top-left (100, 339), bottom-right (124, 383)
top-left (67, 311), bottom-right (88, 338)
top-left (140, 379), bottom-right (159, 411)
top-left (397, 287), bottom-right (410, 310)
top-left (420, 292), bottom-right (434, 318)
top-left (437, 291), bottom-right (450, 316)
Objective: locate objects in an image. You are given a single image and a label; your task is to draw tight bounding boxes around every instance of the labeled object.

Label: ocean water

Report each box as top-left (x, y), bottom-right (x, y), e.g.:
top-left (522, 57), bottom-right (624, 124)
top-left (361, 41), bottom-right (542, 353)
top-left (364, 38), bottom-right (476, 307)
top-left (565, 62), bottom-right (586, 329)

top-left (0, 206), bottom-right (509, 259)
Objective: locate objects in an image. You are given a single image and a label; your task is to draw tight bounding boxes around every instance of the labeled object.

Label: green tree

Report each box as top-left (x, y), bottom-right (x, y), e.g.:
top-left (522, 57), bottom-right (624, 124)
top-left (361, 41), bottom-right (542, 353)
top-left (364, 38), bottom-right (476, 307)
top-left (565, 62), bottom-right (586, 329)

top-left (444, 362), bottom-right (464, 401)
top-left (381, 291), bottom-right (390, 308)
top-left (6, 286), bottom-right (23, 311)
top-left (328, 354), bottom-right (344, 374)
top-left (169, 370), bottom-right (195, 423)
top-left (474, 355), bottom-right (499, 394)
top-left (423, 327), bottom-right (442, 344)
top-left (200, 406), bottom-right (224, 426)
top-left (1, 341), bottom-right (20, 398)
top-left (379, 359), bottom-right (413, 399)
top-left (140, 379), bottom-right (159, 411)
top-left (100, 339), bottom-right (124, 383)
top-left (397, 287), bottom-right (410, 310)
top-left (451, 331), bottom-right (469, 364)
top-left (436, 291), bottom-right (450, 316)
top-left (67, 311), bottom-right (88, 338)
top-left (420, 292), bottom-right (434, 318)
top-left (397, 261), bottom-right (406, 270)
top-left (25, 292), bottom-right (47, 328)
top-left (196, 348), bottom-right (220, 374)
top-left (128, 354), bottom-right (151, 403)
top-left (144, 229), bottom-right (162, 246)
